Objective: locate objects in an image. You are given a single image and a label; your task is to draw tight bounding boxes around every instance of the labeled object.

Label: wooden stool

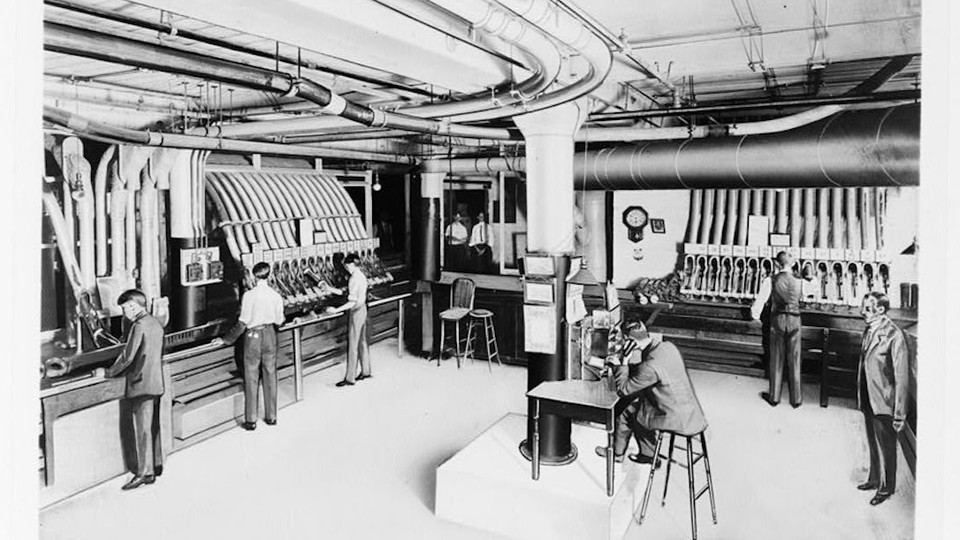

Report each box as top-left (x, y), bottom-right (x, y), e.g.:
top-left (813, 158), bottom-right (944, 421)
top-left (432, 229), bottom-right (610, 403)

top-left (465, 309), bottom-right (501, 372)
top-left (637, 430), bottom-right (716, 540)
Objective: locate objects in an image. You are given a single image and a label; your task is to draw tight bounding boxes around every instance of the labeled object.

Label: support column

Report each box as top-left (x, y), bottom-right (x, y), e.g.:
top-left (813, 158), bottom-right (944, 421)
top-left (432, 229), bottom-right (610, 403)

top-left (514, 101), bottom-right (586, 465)
top-left (417, 172), bottom-right (443, 357)
top-left (580, 191), bottom-right (607, 282)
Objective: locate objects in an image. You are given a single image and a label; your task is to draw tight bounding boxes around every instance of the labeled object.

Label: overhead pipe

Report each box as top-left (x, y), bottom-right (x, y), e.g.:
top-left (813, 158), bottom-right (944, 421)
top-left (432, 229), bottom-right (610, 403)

top-left (587, 90), bottom-right (919, 122)
top-left (44, 106), bottom-right (418, 164)
top-left (93, 145), bottom-right (115, 276)
top-left (44, 0), bottom-right (442, 99)
top-left (399, 0), bottom-right (563, 120)
top-left (44, 22), bottom-right (514, 141)
top-left (422, 105), bottom-right (919, 189)
top-left (443, 0), bottom-right (613, 124)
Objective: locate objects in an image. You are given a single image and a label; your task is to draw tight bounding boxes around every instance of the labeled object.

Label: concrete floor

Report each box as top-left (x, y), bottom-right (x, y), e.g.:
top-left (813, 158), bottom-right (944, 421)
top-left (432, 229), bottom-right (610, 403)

top-left (39, 340), bottom-right (914, 540)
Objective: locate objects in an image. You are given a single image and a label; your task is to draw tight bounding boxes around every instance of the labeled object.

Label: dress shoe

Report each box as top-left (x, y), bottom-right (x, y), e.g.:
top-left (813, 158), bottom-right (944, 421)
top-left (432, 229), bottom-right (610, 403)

top-left (791, 402), bottom-right (802, 409)
top-left (154, 465), bottom-right (163, 477)
top-left (356, 374), bottom-right (373, 381)
top-left (594, 445), bottom-right (624, 463)
top-left (144, 475), bottom-right (156, 485)
top-left (761, 392), bottom-right (779, 407)
top-left (335, 380), bottom-right (355, 387)
top-left (857, 481), bottom-right (879, 491)
top-left (242, 421), bottom-right (257, 431)
top-left (870, 491), bottom-right (893, 506)
top-left (121, 475), bottom-right (153, 491)
top-left (628, 453), bottom-right (662, 469)
top-left (265, 418), bottom-right (277, 426)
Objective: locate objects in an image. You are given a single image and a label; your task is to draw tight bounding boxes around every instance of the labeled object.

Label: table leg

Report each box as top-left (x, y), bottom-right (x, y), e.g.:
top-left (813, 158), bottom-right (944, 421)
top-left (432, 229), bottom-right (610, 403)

top-left (398, 298), bottom-right (405, 358)
top-left (292, 327), bottom-right (303, 402)
top-left (607, 424), bottom-right (615, 497)
top-left (42, 399), bottom-right (56, 486)
top-left (532, 399), bottom-right (540, 481)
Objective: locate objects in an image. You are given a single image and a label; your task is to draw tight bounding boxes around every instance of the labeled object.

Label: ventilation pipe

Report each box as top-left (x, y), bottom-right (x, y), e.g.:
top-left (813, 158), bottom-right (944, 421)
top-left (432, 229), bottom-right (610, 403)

top-left (846, 188), bottom-right (861, 250)
top-left (763, 190), bottom-right (775, 230)
top-left (711, 190), bottom-right (727, 244)
top-left (699, 190), bottom-right (714, 244)
top-left (44, 22), bottom-right (514, 142)
top-left (789, 190), bottom-right (802, 246)
top-left (60, 137), bottom-right (96, 292)
top-left (830, 188), bottom-right (844, 249)
top-left (802, 189), bottom-right (816, 247)
top-left (861, 187), bottom-right (877, 250)
top-left (686, 189), bottom-right (702, 243)
top-left (750, 190), bottom-right (762, 215)
top-left (723, 189), bottom-right (738, 244)
top-left (775, 190), bottom-right (788, 235)
top-left (93, 145), bottom-right (115, 276)
top-left (421, 105), bottom-right (919, 189)
top-left (139, 161), bottom-right (161, 303)
top-left (817, 188), bottom-right (830, 248)
top-left (736, 190), bottom-right (750, 245)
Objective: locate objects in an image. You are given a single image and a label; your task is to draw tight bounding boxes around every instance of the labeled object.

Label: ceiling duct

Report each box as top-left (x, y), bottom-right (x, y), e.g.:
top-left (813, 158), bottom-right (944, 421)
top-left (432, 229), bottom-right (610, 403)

top-left (422, 104), bottom-right (919, 189)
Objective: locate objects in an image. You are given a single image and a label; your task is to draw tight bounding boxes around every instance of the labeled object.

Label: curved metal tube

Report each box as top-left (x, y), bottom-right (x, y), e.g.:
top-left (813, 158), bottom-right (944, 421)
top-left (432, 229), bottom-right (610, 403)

top-left (831, 187), bottom-right (844, 248)
top-left (845, 187), bottom-right (860, 250)
top-left (698, 190), bottom-right (714, 244)
top-left (686, 190), bottom-right (702, 243)
top-left (93, 145), bottom-right (115, 276)
top-left (789, 189), bottom-right (802, 246)
top-left (711, 190), bottom-right (727, 245)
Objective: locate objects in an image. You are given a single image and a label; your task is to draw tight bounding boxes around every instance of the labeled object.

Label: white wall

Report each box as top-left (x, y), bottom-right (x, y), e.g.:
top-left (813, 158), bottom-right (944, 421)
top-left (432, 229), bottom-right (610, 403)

top-left (612, 191), bottom-right (691, 288)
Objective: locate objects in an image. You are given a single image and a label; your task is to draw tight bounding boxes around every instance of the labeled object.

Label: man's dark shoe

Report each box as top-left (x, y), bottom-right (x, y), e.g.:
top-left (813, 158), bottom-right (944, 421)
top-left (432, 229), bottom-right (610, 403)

top-left (857, 481), bottom-right (879, 491)
top-left (870, 491), bottom-right (893, 506)
top-left (121, 475), bottom-right (152, 491)
top-left (265, 418), bottom-right (277, 426)
top-left (791, 402), bottom-right (802, 409)
top-left (761, 392), bottom-right (779, 407)
top-left (242, 421), bottom-right (257, 431)
top-left (594, 445), bottom-right (624, 463)
top-left (627, 453), bottom-right (663, 469)
top-left (144, 475), bottom-right (156, 485)
top-left (336, 380), bottom-right (355, 387)
top-left (154, 465), bottom-right (163, 477)
top-left (356, 374), bottom-right (372, 381)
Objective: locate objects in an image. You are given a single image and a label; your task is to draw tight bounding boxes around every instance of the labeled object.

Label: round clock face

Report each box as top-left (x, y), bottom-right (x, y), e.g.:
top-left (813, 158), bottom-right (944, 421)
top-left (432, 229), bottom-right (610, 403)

top-left (624, 207), bottom-right (648, 228)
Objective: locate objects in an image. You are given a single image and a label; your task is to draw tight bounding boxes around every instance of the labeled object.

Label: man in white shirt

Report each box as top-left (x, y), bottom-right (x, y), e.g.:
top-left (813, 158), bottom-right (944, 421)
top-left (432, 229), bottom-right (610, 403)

top-left (326, 253), bottom-right (371, 387)
top-left (751, 251), bottom-right (803, 408)
top-left (214, 262), bottom-right (285, 430)
top-left (468, 212), bottom-right (492, 272)
top-left (445, 212), bottom-right (468, 245)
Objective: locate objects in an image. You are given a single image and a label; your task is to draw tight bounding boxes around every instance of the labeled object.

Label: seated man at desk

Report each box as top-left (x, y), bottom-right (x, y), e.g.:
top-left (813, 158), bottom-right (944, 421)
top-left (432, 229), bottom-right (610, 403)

top-left (595, 322), bottom-right (708, 464)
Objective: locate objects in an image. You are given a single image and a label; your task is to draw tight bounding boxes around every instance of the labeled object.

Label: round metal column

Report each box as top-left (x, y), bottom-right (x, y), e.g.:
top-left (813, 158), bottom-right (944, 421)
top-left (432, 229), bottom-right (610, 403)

top-left (514, 101), bottom-right (587, 465)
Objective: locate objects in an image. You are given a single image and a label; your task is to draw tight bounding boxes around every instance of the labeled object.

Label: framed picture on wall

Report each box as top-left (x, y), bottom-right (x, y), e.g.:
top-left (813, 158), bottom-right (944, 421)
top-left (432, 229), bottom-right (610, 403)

top-left (650, 218), bottom-right (666, 234)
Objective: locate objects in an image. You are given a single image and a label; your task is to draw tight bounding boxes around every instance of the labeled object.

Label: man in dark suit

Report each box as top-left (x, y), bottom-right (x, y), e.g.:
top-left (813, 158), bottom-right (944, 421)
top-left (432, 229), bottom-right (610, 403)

top-left (857, 291), bottom-right (909, 506)
top-left (596, 322), bottom-right (708, 463)
top-left (95, 289), bottom-right (165, 490)
top-left (751, 250), bottom-right (804, 408)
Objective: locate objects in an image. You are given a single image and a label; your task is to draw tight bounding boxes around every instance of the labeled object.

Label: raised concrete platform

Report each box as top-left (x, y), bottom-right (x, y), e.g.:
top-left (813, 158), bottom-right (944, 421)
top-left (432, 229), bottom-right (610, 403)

top-left (436, 413), bottom-right (650, 540)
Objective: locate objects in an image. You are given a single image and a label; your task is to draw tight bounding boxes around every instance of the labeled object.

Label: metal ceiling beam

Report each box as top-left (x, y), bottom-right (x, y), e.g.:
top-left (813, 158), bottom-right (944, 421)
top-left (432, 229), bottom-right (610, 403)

top-left (585, 90), bottom-right (919, 122)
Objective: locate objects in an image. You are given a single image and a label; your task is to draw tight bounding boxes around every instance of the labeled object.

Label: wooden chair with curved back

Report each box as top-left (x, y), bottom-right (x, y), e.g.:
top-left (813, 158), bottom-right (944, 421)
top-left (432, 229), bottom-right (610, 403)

top-left (437, 278), bottom-right (476, 368)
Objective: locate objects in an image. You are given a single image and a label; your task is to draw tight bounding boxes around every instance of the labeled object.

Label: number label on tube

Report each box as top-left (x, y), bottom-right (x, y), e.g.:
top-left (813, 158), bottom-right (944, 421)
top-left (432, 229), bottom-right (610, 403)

top-left (759, 246), bottom-right (773, 258)
top-left (845, 249), bottom-right (857, 261)
top-left (875, 250), bottom-right (889, 263)
top-left (707, 244), bottom-right (720, 256)
top-left (860, 250), bottom-right (876, 262)
top-left (787, 247), bottom-right (801, 259)
top-left (800, 248), bottom-right (815, 260)
top-left (733, 246), bottom-right (745, 257)
top-left (720, 245), bottom-right (732, 256)
top-left (746, 246), bottom-right (760, 257)
top-left (829, 249), bottom-right (844, 261)
top-left (815, 248), bottom-right (830, 260)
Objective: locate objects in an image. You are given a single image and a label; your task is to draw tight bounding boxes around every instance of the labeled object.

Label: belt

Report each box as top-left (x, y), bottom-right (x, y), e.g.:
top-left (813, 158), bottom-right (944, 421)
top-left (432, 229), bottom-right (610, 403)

top-left (248, 324), bottom-right (273, 330)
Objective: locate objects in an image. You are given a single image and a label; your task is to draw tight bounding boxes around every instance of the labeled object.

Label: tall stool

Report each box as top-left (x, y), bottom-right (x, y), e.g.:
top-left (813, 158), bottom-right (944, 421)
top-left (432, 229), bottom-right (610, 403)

top-left (637, 430), bottom-right (716, 540)
top-left (465, 309), bottom-right (501, 372)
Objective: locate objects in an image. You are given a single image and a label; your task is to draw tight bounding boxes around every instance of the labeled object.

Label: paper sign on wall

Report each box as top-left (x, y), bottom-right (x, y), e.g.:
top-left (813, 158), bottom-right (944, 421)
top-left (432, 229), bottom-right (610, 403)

top-left (523, 304), bottom-right (557, 354)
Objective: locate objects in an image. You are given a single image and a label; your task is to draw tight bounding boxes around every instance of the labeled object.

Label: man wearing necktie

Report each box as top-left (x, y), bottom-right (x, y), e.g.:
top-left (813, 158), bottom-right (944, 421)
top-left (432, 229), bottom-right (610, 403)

top-left (856, 291), bottom-right (909, 506)
top-left (469, 212), bottom-right (492, 273)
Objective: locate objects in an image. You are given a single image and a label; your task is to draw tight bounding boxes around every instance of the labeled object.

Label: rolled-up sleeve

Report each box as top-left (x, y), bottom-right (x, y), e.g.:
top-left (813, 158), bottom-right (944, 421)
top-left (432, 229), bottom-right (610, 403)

top-left (751, 277), bottom-right (772, 320)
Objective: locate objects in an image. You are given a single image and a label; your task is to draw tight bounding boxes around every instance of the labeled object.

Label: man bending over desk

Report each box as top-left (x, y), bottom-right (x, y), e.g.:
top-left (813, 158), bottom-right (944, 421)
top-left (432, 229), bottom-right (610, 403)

top-left (595, 322), bottom-right (707, 464)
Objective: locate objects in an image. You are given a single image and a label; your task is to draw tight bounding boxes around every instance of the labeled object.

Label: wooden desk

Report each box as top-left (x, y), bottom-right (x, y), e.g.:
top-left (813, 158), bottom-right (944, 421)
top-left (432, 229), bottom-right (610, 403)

top-left (527, 380), bottom-right (629, 497)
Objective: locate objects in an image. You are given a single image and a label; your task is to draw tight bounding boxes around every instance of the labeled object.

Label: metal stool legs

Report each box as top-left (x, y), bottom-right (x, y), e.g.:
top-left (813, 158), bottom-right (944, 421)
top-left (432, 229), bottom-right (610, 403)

top-left (437, 319), bottom-right (465, 369)
top-left (464, 315), bottom-right (501, 371)
top-left (636, 431), bottom-right (717, 540)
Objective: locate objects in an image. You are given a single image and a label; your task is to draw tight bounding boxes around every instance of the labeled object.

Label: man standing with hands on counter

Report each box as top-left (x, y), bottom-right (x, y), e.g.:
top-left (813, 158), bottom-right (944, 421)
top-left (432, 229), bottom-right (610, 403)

top-left (212, 262), bottom-right (285, 431)
top-left (94, 289), bottom-right (165, 491)
top-left (326, 253), bottom-right (371, 387)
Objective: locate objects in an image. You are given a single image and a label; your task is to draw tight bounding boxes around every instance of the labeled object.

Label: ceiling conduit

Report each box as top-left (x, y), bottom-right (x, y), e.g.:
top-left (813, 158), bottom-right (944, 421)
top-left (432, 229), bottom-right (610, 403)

top-left (43, 22), bottom-right (515, 141)
top-left (43, 106), bottom-right (419, 164)
top-left (422, 104), bottom-right (919, 189)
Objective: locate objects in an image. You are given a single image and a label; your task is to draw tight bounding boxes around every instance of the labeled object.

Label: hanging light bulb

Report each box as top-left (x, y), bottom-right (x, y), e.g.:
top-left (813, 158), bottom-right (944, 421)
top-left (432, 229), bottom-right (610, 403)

top-left (372, 171), bottom-right (382, 192)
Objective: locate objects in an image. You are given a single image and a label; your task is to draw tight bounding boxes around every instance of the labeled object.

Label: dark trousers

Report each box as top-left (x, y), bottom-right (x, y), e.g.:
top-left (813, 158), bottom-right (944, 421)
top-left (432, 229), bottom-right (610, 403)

top-left (243, 325), bottom-right (277, 424)
top-left (769, 314), bottom-right (802, 405)
top-left (861, 385), bottom-right (898, 493)
top-left (121, 395), bottom-right (162, 477)
top-left (345, 305), bottom-right (371, 383)
top-left (614, 401), bottom-right (657, 457)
